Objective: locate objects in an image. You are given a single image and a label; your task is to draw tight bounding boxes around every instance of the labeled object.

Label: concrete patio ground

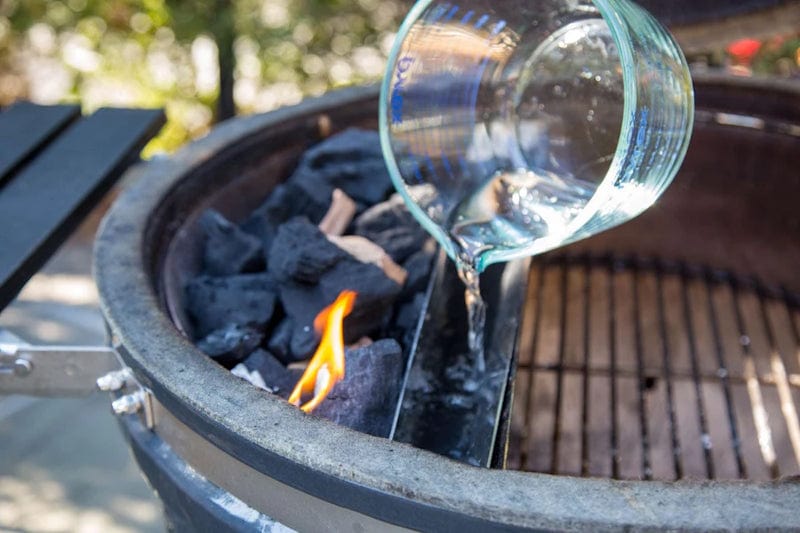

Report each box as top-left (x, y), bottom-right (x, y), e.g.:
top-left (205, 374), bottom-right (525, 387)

top-left (0, 213), bottom-right (163, 533)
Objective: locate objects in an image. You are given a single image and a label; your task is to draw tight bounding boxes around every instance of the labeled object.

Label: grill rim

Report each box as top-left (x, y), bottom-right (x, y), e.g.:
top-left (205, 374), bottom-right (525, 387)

top-left (95, 80), bottom-right (800, 531)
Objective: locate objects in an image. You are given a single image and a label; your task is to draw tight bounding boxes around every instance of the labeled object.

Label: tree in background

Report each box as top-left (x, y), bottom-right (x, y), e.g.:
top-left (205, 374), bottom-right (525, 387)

top-left (0, 0), bottom-right (405, 153)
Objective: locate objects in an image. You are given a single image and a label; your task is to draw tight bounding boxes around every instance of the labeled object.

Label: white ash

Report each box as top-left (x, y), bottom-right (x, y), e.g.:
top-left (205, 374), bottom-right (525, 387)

top-left (231, 363), bottom-right (272, 392)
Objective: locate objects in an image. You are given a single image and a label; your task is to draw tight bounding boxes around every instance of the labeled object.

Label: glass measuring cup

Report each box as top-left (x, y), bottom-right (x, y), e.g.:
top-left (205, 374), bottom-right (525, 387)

top-left (379, 0), bottom-right (694, 274)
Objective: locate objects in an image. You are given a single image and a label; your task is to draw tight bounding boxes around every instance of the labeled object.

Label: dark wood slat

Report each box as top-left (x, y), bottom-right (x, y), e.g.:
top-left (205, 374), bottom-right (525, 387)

top-left (0, 102), bottom-right (80, 187)
top-left (0, 107), bottom-right (165, 311)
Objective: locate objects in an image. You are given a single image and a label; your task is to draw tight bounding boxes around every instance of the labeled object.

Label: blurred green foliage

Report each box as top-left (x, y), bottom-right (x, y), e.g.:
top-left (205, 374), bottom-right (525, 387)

top-left (3, 1), bottom-right (797, 156)
top-left (750, 35), bottom-right (800, 77)
top-left (0, 0), bottom-right (404, 155)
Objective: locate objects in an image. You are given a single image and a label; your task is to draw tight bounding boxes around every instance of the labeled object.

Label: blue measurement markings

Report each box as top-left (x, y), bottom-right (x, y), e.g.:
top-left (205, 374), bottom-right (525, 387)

top-left (474, 13), bottom-right (490, 29)
top-left (443, 5), bottom-right (459, 21)
top-left (401, 3), bottom-right (508, 186)
top-left (427, 2), bottom-right (450, 23)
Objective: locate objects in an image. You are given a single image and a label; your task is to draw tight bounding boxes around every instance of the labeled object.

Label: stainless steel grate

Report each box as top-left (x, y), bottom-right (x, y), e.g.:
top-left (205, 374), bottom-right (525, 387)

top-left (506, 254), bottom-right (800, 481)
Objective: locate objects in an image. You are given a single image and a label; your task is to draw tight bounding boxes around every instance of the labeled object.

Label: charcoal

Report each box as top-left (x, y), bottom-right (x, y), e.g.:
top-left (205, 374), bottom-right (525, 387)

top-left (266, 318), bottom-right (293, 363)
top-left (290, 323), bottom-right (319, 361)
top-left (197, 324), bottom-right (263, 368)
top-left (313, 339), bottom-right (404, 437)
top-left (278, 258), bottom-right (402, 346)
top-left (240, 182), bottom-right (331, 254)
top-left (291, 160), bottom-right (392, 208)
top-left (353, 193), bottom-right (418, 234)
top-left (185, 273), bottom-right (278, 338)
top-left (241, 349), bottom-right (297, 399)
top-left (320, 261), bottom-right (402, 338)
top-left (200, 210), bottom-right (264, 276)
top-left (276, 282), bottom-right (325, 342)
top-left (373, 227), bottom-right (426, 264)
top-left (300, 128), bottom-right (384, 168)
top-left (354, 194), bottom-right (430, 263)
top-left (400, 246), bottom-right (435, 298)
top-left (267, 312), bottom-right (318, 363)
top-left (395, 292), bottom-right (425, 336)
top-left (268, 217), bottom-right (348, 284)
top-left (290, 129), bottom-right (393, 207)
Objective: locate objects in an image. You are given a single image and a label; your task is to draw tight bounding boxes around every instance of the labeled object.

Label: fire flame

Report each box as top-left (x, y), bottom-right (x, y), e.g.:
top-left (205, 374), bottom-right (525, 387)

top-left (288, 290), bottom-right (357, 412)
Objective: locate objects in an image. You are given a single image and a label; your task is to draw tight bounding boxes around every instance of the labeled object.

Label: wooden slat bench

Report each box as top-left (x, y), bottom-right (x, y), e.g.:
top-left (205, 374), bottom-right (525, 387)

top-left (0, 102), bottom-right (165, 311)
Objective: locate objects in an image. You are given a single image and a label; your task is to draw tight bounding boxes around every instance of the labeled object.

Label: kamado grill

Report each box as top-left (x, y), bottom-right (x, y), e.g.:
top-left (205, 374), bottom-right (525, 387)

top-left (87, 73), bottom-right (800, 531)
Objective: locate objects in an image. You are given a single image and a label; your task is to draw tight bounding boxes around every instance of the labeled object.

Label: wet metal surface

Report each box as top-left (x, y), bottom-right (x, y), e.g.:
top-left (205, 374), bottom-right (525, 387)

top-left (392, 251), bottom-right (530, 467)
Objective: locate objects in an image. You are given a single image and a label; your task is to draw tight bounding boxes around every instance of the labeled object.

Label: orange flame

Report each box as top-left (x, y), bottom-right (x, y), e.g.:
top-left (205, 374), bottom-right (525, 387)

top-left (288, 290), bottom-right (357, 412)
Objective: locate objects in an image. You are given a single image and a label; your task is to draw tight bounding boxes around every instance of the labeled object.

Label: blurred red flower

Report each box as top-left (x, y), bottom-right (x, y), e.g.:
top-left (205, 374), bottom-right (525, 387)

top-left (727, 38), bottom-right (762, 65)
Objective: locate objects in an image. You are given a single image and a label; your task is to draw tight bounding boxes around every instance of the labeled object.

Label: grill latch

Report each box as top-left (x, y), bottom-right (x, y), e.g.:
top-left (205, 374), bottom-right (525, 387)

top-left (0, 333), bottom-right (155, 430)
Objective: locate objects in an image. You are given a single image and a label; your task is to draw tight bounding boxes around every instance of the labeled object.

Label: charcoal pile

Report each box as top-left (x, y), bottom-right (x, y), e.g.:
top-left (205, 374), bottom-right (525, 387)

top-left (183, 128), bottom-right (435, 437)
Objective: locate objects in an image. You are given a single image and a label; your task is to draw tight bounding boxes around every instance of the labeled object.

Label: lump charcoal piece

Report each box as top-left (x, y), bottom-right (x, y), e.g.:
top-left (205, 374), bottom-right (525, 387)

top-left (291, 160), bottom-right (392, 208)
top-left (267, 318), bottom-right (293, 363)
top-left (200, 209), bottom-right (264, 276)
top-left (354, 194), bottom-right (430, 263)
top-left (268, 217), bottom-right (348, 284)
top-left (290, 323), bottom-right (319, 361)
top-left (313, 339), bottom-right (404, 437)
top-left (276, 282), bottom-right (325, 339)
top-left (277, 258), bottom-right (402, 347)
top-left (354, 194), bottom-right (417, 235)
top-left (300, 128), bottom-right (384, 168)
top-left (395, 292), bottom-right (425, 335)
top-left (370, 227), bottom-right (425, 264)
top-left (394, 292), bottom-right (426, 351)
top-left (321, 260), bottom-right (402, 340)
top-left (197, 324), bottom-right (263, 368)
top-left (275, 282), bottom-right (327, 360)
top-left (290, 129), bottom-right (393, 206)
top-left (400, 246), bottom-right (435, 299)
top-left (185, 273), bottom-right (278, 338)
top-left (240, 182), bottom-right (331, 253)
top-left (241, 349), bottom-right (297, 399)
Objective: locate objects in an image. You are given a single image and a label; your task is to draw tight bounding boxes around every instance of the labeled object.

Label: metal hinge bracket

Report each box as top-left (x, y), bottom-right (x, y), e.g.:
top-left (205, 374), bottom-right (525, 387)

top-left (96, 367), bottom-right (156, 430)
top-left (0, 343), bottom-right (120, 396)
top-left (0, 335), bottom-right (156, 430)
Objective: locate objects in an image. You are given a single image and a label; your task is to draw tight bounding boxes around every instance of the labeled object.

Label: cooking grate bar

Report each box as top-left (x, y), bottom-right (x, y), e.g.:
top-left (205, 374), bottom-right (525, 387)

top-left (550, 260), bottom-right (569, 474)
top-left (518, 264), bottom-right (545, 472)
top-left (757, 289), bottom-right (800, 466)
top-left (580, 260), bottom-right (591, 477)
top-left (632, 265), bottom-right (653, 479)
top-left (608, 260), bottom-right (621, 479)
top-left (657, 267), bottom-right (684, 479)
top-left (786, 289), bottom-right (800, 379)
top-left (704, 272), bottom-right (747, 478)
top-left (680, 267), bottom-right (715, 478)
top-left (731, 282), bottom-right (780, 478)
top-left (514, 362), bottom-right (800, 389)
top-left (507, 254), bottom-right (800, 481)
